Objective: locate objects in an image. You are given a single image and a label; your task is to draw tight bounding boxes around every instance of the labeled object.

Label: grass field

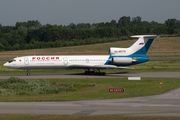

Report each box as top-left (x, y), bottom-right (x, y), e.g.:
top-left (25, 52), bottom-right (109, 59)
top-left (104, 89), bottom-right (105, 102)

top-left (0, 115), bottom-right (180, 120)
top-left (0, 37), bottom-right (180, 59)
top-left (0, 77), bottom-right (179, 102)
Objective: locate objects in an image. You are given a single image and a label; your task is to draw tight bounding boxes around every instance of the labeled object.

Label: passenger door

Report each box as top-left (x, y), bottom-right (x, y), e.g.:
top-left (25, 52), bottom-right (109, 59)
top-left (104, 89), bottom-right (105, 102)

top-left (24, 57), bottom-right (29, 65)
top-left (63, 57), bottom-right (68, 65)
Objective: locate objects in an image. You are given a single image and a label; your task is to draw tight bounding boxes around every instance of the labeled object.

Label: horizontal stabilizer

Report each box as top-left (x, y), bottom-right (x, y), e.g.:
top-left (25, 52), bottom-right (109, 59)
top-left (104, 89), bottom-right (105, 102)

top-left (131, 35), bottom-right (174, 38)
top-left (131, 35), bottom-right (157, 38)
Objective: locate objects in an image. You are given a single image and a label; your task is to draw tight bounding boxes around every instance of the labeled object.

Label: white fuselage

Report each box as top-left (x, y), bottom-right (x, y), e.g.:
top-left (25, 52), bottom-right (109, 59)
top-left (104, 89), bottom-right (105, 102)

top-left (3, 55), bottom-right (110, 69)
top-left (3, 35), bottom-right (159, 72)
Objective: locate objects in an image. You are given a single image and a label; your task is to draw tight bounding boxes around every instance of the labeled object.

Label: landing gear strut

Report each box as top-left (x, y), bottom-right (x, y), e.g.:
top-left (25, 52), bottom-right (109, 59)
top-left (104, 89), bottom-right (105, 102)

top-left (27, 69), bottom-right (31, 76)
top-left (84, 69), bottom-right (106, 76)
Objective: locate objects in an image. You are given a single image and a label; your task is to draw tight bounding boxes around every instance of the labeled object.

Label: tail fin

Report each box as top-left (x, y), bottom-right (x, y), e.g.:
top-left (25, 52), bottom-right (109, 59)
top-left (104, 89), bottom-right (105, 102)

top-left (130, 35), bottom-right (157, 55)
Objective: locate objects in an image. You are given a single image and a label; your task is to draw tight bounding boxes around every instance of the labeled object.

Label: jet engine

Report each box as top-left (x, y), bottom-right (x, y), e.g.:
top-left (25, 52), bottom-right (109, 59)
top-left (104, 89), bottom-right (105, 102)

top-left (112, 57), bottom-right (137, 64)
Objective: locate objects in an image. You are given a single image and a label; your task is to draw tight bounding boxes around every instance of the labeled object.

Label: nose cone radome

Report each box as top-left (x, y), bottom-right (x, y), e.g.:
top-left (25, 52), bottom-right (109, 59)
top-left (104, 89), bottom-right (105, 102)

top-left (3, 62), bottom-right (9, 68)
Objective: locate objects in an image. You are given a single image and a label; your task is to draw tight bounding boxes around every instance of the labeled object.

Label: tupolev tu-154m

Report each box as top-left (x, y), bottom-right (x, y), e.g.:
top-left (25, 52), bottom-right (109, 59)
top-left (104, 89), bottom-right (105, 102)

top-left (3, 35), bottom-right (170, 76)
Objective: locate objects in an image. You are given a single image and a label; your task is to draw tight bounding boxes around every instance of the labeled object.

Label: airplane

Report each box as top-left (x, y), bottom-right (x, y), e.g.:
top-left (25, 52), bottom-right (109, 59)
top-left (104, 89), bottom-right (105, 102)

top-left (3, 35), bottom-right (167, 76)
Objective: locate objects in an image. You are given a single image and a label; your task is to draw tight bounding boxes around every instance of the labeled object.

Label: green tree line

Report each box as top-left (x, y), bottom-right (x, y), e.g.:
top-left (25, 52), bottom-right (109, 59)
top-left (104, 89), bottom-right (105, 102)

top-left (0, 16), bottom-right (180, 51)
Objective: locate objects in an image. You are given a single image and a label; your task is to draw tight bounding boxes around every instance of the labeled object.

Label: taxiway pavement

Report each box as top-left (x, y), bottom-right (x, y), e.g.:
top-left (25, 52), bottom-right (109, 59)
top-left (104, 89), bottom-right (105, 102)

top-left (0, 88), bottom-right (180, 116)
top-left (0, 72), bottom-right (180, 79)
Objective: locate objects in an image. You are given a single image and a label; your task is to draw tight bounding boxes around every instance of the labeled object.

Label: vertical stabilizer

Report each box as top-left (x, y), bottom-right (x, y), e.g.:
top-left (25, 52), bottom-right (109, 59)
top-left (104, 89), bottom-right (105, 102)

top-left (130, 35), bottom-right (157, 55)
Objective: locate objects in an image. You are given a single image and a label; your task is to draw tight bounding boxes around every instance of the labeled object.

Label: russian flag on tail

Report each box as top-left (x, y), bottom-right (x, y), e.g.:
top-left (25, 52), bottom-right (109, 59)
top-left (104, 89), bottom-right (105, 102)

top-left (139, 43), bottom-right (144, 45)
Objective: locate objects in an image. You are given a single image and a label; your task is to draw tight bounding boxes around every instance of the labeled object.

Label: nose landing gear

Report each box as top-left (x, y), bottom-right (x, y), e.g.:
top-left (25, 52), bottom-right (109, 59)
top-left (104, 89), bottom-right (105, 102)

top-left (27, 69), bottom-right (31, 76)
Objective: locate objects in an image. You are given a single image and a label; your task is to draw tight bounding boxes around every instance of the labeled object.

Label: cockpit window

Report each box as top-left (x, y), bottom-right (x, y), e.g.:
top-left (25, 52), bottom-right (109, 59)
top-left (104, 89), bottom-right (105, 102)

top-left (9, 59), bottom-right (16, 63)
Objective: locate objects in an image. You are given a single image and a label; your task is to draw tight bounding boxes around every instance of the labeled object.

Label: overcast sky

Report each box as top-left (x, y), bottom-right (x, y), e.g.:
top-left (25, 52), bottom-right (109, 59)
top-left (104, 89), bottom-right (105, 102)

top-left (0, 0), bottom-right (180, 26)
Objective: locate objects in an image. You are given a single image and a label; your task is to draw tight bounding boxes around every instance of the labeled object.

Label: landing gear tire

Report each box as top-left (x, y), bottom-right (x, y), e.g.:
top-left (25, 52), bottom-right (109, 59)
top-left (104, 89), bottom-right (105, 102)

top-left (91, 71), bottom-right (95, 75)
top-left (102, 72), bottom-right (106, 76)
top-left (27, 73), bottom-right (30, 76)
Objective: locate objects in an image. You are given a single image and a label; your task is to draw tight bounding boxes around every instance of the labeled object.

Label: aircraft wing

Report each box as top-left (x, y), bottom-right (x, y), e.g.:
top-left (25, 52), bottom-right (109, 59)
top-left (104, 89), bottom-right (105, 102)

top-left (68, 64), bottom-right (135, 69)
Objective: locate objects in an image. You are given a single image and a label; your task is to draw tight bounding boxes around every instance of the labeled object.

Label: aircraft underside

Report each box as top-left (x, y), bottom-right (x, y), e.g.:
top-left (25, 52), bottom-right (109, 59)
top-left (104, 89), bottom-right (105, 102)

top-left (26, 68), bottom-right (106, 76)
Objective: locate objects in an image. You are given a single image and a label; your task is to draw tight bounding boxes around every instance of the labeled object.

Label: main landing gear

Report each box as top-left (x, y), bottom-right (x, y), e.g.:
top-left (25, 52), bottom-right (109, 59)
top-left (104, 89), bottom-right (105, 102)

top-left (84, 69), bottom-right (106, 76)
top-left (27, 69), bottom-right (31, 76)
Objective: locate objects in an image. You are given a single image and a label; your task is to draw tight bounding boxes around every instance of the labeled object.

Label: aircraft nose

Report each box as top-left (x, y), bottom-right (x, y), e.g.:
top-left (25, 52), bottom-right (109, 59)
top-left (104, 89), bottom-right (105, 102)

top-left (3, 63), bottom-right (9, 68)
